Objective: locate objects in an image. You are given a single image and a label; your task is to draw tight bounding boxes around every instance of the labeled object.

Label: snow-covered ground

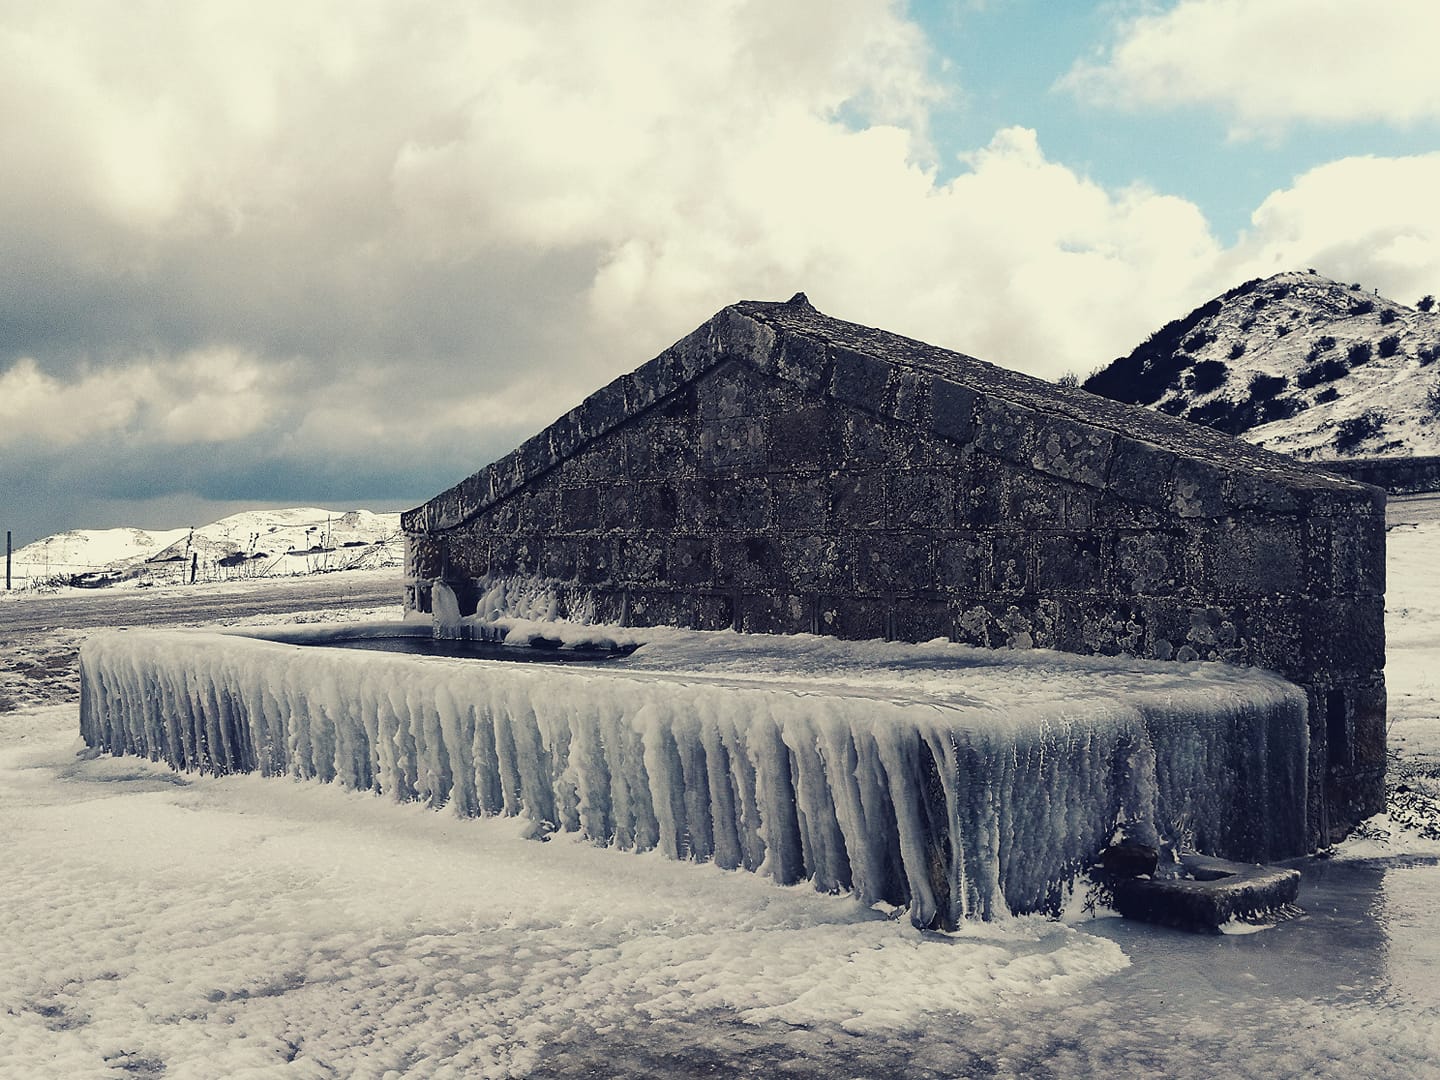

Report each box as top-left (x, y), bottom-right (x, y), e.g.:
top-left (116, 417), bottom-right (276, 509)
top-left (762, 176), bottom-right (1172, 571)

top-left (2, 500), bottom-right (1440, 1077)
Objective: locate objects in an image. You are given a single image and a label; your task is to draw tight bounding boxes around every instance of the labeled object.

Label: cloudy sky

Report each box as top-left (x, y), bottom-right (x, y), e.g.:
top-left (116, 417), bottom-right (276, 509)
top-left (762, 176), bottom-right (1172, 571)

top-left (3, 0), bottom-right (1439, 546)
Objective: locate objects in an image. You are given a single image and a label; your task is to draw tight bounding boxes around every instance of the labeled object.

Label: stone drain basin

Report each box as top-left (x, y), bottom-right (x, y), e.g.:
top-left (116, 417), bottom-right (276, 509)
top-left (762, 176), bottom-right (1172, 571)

top-left (1104, 852), bottom-right (1302, 932)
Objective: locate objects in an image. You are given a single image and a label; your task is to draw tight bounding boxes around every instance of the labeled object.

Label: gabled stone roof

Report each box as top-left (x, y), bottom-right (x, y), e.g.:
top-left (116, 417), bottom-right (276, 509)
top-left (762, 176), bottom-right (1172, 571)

top-left (403, 294), bottom-right (1378, 534)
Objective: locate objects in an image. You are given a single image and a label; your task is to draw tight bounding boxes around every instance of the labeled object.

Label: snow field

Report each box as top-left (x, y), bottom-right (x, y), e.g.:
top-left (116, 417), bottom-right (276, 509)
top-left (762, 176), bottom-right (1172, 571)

top-left (0, 704), bottom-right (1126, 1079)
top-left (78, 627), bottom-right (1309, 929)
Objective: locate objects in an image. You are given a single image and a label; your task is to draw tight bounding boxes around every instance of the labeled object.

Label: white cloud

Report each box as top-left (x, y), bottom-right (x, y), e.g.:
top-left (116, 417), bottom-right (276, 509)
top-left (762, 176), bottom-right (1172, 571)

top-left (0, 349), bottom-right (282, 447)
top-left (1223, 152), bottom-right (1440, 302)
top-left (1063, 0), bottom-right (1440, 134)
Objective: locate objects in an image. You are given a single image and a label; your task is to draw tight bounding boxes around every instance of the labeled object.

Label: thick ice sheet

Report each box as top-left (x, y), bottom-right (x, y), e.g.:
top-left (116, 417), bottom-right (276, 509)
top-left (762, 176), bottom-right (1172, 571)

top-left (79, 627), bottom-right (1308, 926)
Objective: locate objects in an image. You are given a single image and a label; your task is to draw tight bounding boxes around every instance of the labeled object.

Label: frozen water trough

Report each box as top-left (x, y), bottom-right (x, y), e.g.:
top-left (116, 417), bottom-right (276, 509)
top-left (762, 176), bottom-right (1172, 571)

top-left (79, 619), bottom-right (1310, 930)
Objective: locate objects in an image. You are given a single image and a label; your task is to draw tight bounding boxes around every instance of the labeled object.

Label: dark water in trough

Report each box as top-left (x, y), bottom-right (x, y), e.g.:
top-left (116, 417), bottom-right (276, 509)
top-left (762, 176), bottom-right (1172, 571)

top-left (310, 635), bottom-right (637, 663)
top-left (528, 856), bottom-right (1440, 1079)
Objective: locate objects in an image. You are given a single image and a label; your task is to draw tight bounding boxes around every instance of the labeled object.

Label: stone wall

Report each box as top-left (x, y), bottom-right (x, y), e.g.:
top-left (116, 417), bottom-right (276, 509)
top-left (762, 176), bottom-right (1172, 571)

top-left (1317, 455), bottom-right (1440, 495)
top-left (404, 297), bottom-right (1387, 848)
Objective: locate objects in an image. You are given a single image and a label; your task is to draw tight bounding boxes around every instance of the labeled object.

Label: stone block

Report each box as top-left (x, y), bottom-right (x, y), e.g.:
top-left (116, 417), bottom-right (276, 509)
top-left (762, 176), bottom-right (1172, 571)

top-left (973, 396), bottom-right (1039, 464)
top-left (1077, 601), bottom-right (1147, 658)
top-left (773, 474), bottom-right (829, 529)
top-left (737, 592), bottom-right (809, 635)
top-left (698, 361), bottom-right (767, 420)
top-left (988, 532), bottom-right (1030, 593)
top-left (1349, 676), bottom-right (1388, 771)
top-left (714, 536), bottom-right (782, 588)
top-left (699, 416), bottom-right (766, 470)
top-left (884, 369), bottom-right (927, 425)
top-left (929, 378), bottom-right (977, 445)
top-left (1115, 532), bottom-right (1185, 597)
top-left (578, 378), bottom-right (629, 440)
top-left (562, 437), bottom-right (627, 484)
top-left (555, 486), bottom-right (601, 532)
top-left (1106, 437), bottom-right (1176, 507)
top-left (1224, 470), bottom-right (1302, 514)
top-left (627, 420), bottom-right (697, 478)
top-left (937, 533), bottom-right (985, 590)
top-left (634, 482), bottom-right (680, 531)
top-left (1004, 471), bottom-right (1096, 530)
top-left (893, 596), bottom-right (953, 643)
top-left (488, 535), bottom-right (538, 577)
top-left (830, 471), bottom-right (884, 528)
top-left (1030, 416), bottom-right (1114, 489)
top-left (1206, 518), bottom-right (1304, 598)
top-left (1169, 457), bottom-right (1229, 519)
top-left (855, 533), bottom-right (933, 594)
top-left (1306, 515), bottom-right (1386, 598)
top-left (819, 595), bottom-right (887, 640)
top-left (830, 345), bottom-right (890, 410)
top-left (952, 598), bottom-right (1046, 650)
top-left (957, 459), bottom-right (1005, 526)
top-left (674, 478), bottom-right (719, 530)
top-left (667, 536), bottom-right (714, 587)
top-left (597, 484), bottom-right (636, 532)
top-left (887, 469), bottom-right (955, 529)
top-left (843, 413), bottom-right (893, 463)
top-left (538, 539), bottom-right (577, 581)
top-left (1035, 533), bottom-right (1103, 592)
top-left (690, 592), bottom-right (737, 632)
top-left (1301, 595), bottom-right (1384, 674)
top-left (714, 477), bottom-right (771, 531)
top-left (575, 539), bottom-right (617, 587)
top-left (712, 308), bottom-right (780, 372)
top-left (513, 490), bottom-right (558, 533)
top-left (769, 405), bottom-right (841, 468)
top-left (764, 331), bottom-right (828, 390)
top-left (780, 534), bottom-right (848, 590)
top-left (615, 535), bottom-right (666, 586)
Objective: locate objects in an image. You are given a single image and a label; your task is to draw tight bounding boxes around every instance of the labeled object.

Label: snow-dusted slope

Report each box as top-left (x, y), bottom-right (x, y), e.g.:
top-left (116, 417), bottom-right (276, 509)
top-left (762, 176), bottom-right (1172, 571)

top-left (1083, 271), bottom-right (1440, 460)
top-left (9, 508), bottom-right (402, 589)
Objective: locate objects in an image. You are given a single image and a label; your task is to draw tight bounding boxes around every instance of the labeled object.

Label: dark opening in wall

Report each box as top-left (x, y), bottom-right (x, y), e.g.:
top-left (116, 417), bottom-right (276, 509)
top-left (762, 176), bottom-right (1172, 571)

top-left (1326, 687), bottom-right (1350, 767)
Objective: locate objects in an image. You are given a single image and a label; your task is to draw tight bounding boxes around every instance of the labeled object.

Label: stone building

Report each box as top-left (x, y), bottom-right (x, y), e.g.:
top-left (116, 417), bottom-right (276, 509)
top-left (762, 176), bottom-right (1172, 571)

top-left (403, 294), bottom-right (1386, 847)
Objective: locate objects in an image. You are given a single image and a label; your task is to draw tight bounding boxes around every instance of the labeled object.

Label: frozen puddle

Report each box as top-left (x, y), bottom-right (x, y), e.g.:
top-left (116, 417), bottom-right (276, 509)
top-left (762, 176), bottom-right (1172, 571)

top-left (79, 623), bottom-right (1309, 929)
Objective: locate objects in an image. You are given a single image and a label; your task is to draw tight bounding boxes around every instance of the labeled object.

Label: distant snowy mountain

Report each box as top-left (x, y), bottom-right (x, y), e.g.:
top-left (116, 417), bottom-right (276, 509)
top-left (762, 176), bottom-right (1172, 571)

top-left (8, 507), bottom-right (402, 590)
top-left (1083, 271), bottom-right (1440, 460)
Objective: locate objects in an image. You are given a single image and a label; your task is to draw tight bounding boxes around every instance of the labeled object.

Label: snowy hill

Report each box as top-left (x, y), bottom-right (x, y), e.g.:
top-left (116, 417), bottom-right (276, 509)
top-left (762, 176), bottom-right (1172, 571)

top-left (1082, 271), bottom-right (1440, 460)
top-left (8, 507), bottom-right (402, 590)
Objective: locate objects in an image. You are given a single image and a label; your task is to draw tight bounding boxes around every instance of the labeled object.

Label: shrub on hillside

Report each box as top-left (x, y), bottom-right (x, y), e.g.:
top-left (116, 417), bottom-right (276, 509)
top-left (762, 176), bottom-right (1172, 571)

top-left (1258, 395), bottom-right (1304, 423)
top-left (1420, 345), bottom-right (1439, 366)
top-left (1380, 309), bottom-right (1399, 325)
top-left (1419, 295), bottom-right (1436, 313)
top-left (1276, 324), bottom-right (1292, 337)
top-left (1351, 299), bottom-right (1376, 316)
top-left (1189, 359), bottom-right (1228, 394)
top-left (1378, 334), bottom-right (1402, 358)
top-left (1347, 341), bottom-right (1373, 366)
top-left (1314, 386), bottom-right (1340, 404)
top-left (1182, 330), bottom-right (1217, 352)
top-left (1335, 410), bottom-right (1386, 452)
top-left (1248, 372), bottom-right (1288, 399)
top-left (1188, 397), bottom-right (1256, 434)
top-left (1229, 342), bottom-right (1247, 360)
top-left (1297, 356), bottom-right (1350, 388)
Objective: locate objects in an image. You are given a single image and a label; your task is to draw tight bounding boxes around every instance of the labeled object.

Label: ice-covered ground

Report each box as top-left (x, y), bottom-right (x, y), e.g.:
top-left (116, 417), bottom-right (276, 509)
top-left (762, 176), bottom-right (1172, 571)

top-left (2, 499), bottom-right (1440, 1077)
